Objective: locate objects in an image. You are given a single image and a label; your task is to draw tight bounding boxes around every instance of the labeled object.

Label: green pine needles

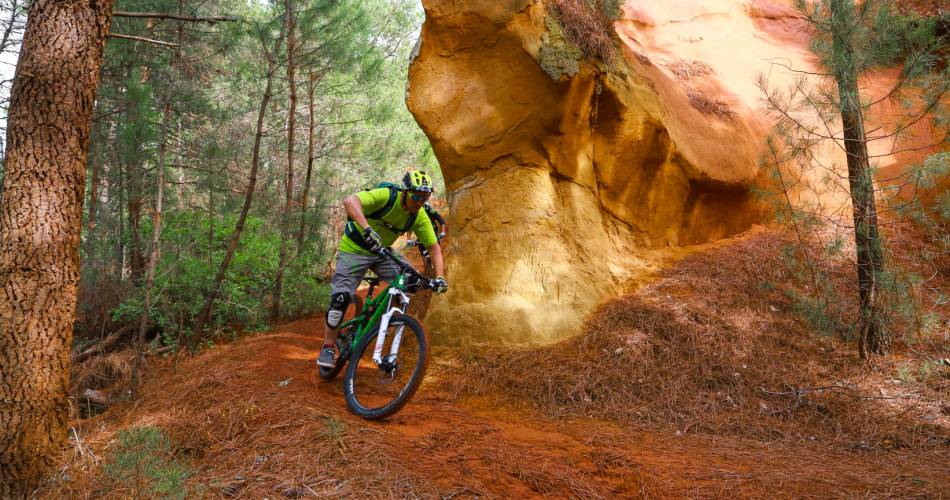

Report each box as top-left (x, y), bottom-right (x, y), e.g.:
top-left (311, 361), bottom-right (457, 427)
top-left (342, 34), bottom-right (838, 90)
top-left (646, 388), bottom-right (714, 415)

top-left (104, 426), bottom-right (193, 499)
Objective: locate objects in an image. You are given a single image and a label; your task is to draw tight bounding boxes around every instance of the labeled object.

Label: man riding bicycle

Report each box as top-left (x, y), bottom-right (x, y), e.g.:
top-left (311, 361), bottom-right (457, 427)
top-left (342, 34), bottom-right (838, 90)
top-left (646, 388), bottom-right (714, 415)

top-left (318, 170), bottom-right (448, 368)
top-left (407, 203), bottom-right (447, 272)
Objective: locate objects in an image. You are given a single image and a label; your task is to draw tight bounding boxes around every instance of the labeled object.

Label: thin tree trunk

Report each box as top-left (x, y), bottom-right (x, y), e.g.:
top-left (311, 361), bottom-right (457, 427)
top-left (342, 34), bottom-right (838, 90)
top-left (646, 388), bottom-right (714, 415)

top-left (829, 0), bottom-right (888, 357)
top-left (115, 154), bottom-right (125, 279)
top-left (127, 161), bottom-right (145, 283)
top-left (298, 71), bottom-right (317, 247)
top-left (272, 0), bottom-right (297, 322)
top-left (193, 31), bottom-right (285, 339)
top-left (86, 154), bottom-right (101, 232)
top-left (0, 0), bottom-right (21, 55)
top-left (0, 0), bottom-right (114, 494)
top-left (83, 125), bottom-right (103, 273)
top-left (131, 102), bottom-right (169, 398)
top-left (122, 62), bottom-right (146, 284)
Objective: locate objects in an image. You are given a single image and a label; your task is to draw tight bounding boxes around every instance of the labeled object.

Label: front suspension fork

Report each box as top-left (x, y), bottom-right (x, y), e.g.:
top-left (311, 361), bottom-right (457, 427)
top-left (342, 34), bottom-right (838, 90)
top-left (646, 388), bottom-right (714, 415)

top-left (372, 295), bottom-right (408, 366)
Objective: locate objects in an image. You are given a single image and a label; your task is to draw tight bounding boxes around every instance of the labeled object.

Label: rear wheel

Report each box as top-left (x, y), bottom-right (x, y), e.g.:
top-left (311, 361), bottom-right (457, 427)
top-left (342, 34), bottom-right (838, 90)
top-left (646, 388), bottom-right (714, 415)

top-left (318, 330), bottom-right (352, 381)
top-left (343, 315), bottom-right (429, 420)
top-left (318, 296), bottom-right (363, 381)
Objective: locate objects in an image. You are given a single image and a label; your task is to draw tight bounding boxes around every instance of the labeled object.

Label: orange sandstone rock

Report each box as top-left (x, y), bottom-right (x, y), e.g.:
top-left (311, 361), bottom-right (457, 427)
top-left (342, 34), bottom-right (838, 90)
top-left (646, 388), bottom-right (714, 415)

top-left (407, 0), bottom-right (931, 345)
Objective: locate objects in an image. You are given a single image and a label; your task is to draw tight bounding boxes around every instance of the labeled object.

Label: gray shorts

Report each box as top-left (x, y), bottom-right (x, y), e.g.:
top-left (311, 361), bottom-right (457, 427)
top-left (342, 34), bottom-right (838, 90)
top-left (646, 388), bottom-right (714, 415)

top-left (330, 251), bottom-right (401, 299)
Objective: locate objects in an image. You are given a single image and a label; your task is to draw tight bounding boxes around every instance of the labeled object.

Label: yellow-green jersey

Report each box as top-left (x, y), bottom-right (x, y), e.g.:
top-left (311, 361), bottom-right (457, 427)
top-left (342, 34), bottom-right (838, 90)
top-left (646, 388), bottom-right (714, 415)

top-left (339, 187), bottom-right (438, 256)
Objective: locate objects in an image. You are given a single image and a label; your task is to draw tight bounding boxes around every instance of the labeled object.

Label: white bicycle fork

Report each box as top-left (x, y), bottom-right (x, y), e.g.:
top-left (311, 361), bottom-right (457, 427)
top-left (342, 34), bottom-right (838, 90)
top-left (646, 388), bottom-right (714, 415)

top-left (372, 288), bottom-right (410, 365)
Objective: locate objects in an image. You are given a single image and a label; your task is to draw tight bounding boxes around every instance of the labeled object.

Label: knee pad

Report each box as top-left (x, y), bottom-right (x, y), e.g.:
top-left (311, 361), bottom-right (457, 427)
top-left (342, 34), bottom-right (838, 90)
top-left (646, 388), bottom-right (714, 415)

top-left (325, 292), bottom-right (351, 329)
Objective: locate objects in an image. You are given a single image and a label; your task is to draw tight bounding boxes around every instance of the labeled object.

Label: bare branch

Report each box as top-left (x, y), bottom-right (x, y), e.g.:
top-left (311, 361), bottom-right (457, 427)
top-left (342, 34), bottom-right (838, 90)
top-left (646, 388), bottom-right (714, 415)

top-left (112, 11), bottom-right (238, 24)
top-left (108, 33), bottom-right (180, 48)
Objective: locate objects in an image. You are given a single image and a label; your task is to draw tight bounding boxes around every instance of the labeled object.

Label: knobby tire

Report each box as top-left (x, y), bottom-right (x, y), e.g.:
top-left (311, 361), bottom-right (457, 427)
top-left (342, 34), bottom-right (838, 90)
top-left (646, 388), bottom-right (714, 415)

top-left (343, 314), bottom-right (429, 420)
top-left (318, 296), bottom-right (363, 381)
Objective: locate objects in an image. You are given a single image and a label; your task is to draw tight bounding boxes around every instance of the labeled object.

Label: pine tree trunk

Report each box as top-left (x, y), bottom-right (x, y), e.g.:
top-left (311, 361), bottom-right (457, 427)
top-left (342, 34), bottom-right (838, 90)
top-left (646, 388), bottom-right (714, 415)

top-left (0, 0), bottom-right (114, 495)
top-left (193, 32), bottom-right (284, 339)
top-left (83, 127), bottom-right (102, 274)
top-left (272, 0), bottom-right (297, 322)
top-left (298, 71), bottom-right (318, 247)
top-left (126, 161), bottom-right (145, 284)
top-left (131, 102), bottom-right (169, 398)
top-left (120, 62), bottom-right (146, 284)
top-left (115, 156), bottom-right (125, 279)
top-left (829, 0), bottom-right (888, 357)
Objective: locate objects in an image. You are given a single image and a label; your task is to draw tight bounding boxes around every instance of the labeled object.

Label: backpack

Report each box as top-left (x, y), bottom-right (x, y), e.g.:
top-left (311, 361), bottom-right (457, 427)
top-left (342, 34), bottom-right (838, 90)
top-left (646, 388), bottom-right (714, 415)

top-left (344, 182), bottom-right (416, 250)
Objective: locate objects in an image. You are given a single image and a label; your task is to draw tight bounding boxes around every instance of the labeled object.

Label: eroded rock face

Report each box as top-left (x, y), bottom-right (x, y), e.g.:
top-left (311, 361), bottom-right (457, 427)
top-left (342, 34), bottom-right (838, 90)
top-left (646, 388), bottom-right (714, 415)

top-left (408, 0), bottom-right (813, 345)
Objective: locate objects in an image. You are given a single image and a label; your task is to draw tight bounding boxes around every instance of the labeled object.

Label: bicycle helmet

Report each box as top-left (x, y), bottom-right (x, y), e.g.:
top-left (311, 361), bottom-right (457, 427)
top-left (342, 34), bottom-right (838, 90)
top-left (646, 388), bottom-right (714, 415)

top-left (402, 170), bottom-right (434, 193)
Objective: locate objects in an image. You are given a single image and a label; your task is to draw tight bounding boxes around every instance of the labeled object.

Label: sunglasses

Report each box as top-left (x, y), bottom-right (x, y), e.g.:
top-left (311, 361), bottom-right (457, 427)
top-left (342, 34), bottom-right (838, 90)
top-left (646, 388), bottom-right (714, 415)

top-left (408, 192), bottom-right (430, 202)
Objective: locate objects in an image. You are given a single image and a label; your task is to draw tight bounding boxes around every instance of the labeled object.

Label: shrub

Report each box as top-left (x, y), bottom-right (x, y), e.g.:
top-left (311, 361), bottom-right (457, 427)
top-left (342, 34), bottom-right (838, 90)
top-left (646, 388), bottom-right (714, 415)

top-left (539, 0), bottom-right (621, 81)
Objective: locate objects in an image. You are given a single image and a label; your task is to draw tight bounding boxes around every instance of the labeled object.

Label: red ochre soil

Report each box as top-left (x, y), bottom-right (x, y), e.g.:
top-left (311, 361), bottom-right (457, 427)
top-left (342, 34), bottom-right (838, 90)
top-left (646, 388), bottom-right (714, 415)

top-left (50, 320), bottom-right (949, 499)
top-left (47, 234), bottom-right (949, 499)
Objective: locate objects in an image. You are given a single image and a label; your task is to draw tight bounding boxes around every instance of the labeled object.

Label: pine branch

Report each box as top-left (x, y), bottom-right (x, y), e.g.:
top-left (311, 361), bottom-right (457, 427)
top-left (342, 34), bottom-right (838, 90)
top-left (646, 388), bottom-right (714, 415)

top-left (112, 11), bottom-right (239, 24)
top-left (108, 33), bottom-right (179, 48)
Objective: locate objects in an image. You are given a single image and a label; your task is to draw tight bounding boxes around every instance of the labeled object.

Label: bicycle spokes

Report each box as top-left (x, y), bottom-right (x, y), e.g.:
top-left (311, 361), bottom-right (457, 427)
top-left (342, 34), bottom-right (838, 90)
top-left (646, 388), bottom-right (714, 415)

top-left (350, 321), bottom-right (423, 410)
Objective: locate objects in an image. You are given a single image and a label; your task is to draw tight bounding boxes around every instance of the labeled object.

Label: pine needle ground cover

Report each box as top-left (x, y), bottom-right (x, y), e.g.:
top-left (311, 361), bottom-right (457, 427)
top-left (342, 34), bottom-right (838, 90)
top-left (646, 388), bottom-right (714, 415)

top-left (450, 230), bottom-right (948, 448)
top-left (41, 230), bottom-right (948, 498)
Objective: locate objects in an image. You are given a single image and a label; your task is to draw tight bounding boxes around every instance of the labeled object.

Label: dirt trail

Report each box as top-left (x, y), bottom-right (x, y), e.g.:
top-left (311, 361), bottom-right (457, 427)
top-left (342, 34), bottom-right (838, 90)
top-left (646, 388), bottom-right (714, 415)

top-left (52, 314), bottom-right (948, 499)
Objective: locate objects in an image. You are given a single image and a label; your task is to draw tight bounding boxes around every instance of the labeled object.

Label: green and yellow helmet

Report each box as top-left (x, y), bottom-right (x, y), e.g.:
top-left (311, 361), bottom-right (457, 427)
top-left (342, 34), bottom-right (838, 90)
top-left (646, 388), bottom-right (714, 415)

top-left (402, 170), bottom-right (434, 193)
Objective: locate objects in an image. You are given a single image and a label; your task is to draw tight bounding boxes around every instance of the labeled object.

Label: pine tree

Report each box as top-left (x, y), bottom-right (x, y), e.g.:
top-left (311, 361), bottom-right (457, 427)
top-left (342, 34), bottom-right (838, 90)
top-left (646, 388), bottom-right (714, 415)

top-left (761, 0), bottom-right (948, 357)
top-left (0, 0), bottom-right (114, 493)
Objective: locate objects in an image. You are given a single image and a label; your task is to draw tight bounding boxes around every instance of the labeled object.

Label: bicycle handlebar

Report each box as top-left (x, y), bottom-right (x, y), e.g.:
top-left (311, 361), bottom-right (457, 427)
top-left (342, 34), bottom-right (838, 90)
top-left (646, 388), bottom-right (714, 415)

top-left (378, 247), bottom-right (437, 291)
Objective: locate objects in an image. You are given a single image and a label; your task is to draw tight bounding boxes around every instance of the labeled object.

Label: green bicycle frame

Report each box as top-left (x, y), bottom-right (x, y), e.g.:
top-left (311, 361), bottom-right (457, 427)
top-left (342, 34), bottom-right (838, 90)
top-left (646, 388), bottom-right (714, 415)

top-left (336, 272), bottom-right (415, 349)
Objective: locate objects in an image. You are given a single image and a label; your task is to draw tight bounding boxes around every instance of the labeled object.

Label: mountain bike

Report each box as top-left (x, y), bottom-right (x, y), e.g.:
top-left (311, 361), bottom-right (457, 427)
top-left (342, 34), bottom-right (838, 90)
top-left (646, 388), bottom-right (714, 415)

top-left (405, 233), bottom-right (443, 275)
top-left (318, 247), bottom-right (437, 420)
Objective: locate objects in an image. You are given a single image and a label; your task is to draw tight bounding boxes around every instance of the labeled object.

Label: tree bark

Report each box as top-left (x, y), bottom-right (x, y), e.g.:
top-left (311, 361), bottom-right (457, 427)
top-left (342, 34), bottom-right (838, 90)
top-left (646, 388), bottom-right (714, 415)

top-left (272, 0), bottom-right (297, 322)
top-left (0, 0), bottom-right (114, 495)
top-left (193, 31), bottom-right (285, 339)
top-left (829, 0), bottom-right (888, 357)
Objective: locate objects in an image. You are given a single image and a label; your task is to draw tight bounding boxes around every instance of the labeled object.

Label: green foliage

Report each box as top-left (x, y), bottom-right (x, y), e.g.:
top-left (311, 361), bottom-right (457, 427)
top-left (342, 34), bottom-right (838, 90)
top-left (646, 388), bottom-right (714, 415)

top-left (600, 0), bottom-right (623, 21)
top-left (75, 0), bottom-right (435, 345)
top-left (110, 210), bottom-right (330, 347)
top-left (776, 244), bottom-right (853, 337)
top-left (540, 0), bottom-right (621, 81)
top-left (758, 1), bottom-right (950, 355)
top-left (936, 190), bottom-right (950, 221)
top-left (279, 247), bottom-right (331, 320)
top-left (539, 15), bottom-right (582, 81)
top-left (896, 359), bottom-right (938, 384)
top-left (103, 426), bottom-right (191, 499)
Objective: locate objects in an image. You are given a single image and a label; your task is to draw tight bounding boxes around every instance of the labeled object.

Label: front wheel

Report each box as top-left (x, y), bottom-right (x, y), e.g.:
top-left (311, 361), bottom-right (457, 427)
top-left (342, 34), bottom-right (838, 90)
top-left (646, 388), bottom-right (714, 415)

top-left (343, 315), bottom-right (429, 420)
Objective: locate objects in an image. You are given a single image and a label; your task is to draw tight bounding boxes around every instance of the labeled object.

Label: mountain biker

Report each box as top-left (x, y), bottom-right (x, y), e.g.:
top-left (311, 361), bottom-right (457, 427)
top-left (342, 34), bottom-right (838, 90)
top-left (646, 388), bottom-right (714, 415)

top-left (318, 170), bottom-right (448, 368)
top-left (424, 203), bottom-right (447, 241)
top-left (409, 203), bottom-right (447, 269)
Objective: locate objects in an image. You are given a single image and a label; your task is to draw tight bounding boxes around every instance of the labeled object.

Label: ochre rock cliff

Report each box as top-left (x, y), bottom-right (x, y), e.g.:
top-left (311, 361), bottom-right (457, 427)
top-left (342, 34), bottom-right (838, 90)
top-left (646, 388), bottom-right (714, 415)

top-left (406, 0), bottom-right (823, 345)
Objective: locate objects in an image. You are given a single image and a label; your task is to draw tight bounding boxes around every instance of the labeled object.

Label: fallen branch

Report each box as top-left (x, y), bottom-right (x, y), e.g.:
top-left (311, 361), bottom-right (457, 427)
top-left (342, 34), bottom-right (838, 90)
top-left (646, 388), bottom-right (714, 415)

top-left (70, 427), bottom-right (100, 464)
top-left (759, 384), bottom-right (930, 402)
top-left (112, 11), bottom-right (239, 23)
top-left (71, 324), bottom-right (135, 364)
top-left (147, 346), bottom-right (174, 356)
top-left (108, 33), bottom-right (180, 48)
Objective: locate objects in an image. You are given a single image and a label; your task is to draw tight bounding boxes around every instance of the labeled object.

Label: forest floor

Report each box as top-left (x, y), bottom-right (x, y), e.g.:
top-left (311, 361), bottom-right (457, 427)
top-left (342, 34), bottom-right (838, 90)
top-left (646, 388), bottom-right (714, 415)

top-left (44, 229), bottom-right (949, 498)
